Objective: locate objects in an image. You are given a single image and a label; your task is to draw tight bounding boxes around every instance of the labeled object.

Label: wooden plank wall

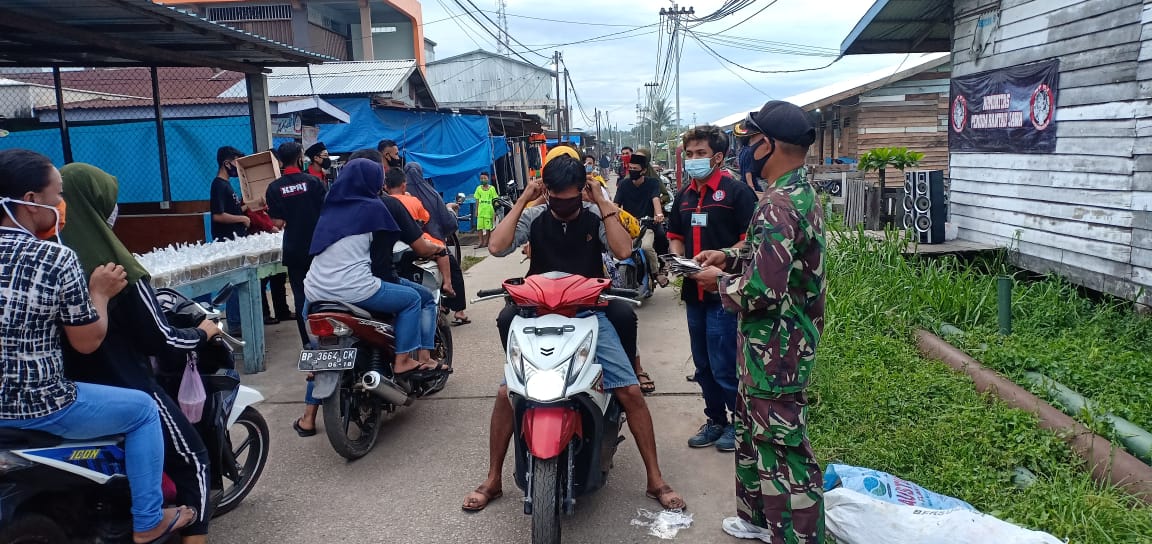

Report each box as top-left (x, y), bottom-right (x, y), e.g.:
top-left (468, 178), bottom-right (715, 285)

top-left (1133, 1), bottom-right (1152, 295)
top-left (949, 0), bottom-right (1151, 303)
top-left (810, 62), bottom-right (952, 185)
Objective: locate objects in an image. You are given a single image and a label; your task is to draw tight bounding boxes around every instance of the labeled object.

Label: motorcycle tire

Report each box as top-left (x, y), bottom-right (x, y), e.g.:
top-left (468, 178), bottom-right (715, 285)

top-left (213, 406), bottom-right (270, 518)
top-left (531, 457), bottom-right (562, 544)
top-left (616, 264), bottom-right (638, 292)
top-left (322, 372), bottom-right (383, 460)
top-left (0, 514), bottom-right (67, 544)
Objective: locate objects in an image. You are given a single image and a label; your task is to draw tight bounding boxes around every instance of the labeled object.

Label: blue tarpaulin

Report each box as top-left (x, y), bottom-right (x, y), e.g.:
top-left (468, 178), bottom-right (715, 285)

top-left (545, 135), bottom-right (582, 146)
top-left (0, 117), bottom-right (252, 203)
top-left (318, 98), bottom-right (497, 201)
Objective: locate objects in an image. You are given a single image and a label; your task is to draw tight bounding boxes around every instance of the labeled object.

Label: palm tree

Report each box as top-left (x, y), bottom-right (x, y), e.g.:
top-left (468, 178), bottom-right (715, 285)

top-left (645, 98), bottom-right (676, 142)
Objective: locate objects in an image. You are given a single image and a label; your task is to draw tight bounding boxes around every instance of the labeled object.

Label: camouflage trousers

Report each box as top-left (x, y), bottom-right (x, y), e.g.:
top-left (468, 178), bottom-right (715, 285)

top-left (735, 391), bottom-right (824, 544)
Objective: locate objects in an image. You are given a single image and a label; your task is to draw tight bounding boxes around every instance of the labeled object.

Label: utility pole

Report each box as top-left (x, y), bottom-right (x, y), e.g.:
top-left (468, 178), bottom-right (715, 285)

top-left (554, 51), bottom-right (562, 137)
top-left (595, 109), bottom-right (602, 156)
top-left (644, 81), bottom-right (659, 150)
top-left (496, 0), bottom-right (510, 55)
top-left (563, 69), bottom-right (571, 140)
top-left (660, 4), bottom-right (694, 143)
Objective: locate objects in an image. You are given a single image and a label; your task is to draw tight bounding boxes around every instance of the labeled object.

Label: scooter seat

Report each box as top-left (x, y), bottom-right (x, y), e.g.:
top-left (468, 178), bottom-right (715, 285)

top-left (0, 428), bottom-right (69, 449)
top-left (308, 301), bottom-right (394, 321)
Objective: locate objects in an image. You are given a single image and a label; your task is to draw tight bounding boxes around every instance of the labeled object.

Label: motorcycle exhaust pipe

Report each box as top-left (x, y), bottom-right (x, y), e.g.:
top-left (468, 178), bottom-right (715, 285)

top-left (360, 371), bottom-right (413, 406)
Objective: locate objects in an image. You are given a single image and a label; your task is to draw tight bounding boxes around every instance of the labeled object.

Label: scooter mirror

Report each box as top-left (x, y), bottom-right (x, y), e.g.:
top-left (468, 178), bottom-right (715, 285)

top-left (212, 284), bottom-right (237, 307)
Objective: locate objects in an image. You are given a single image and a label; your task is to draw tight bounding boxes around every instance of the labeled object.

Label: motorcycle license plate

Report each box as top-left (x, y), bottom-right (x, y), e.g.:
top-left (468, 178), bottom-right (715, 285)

top-left (297, 348), bottom-right (357, 372)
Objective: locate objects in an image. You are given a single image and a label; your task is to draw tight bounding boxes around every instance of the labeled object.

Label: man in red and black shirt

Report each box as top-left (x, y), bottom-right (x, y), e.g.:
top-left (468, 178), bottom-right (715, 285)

top-left (667, 125), bottom-right (757, 452)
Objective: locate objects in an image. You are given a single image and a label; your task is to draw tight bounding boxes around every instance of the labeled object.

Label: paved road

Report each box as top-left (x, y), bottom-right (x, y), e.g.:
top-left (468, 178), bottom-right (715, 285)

top-left (213, 240), bottom-right (743, 543)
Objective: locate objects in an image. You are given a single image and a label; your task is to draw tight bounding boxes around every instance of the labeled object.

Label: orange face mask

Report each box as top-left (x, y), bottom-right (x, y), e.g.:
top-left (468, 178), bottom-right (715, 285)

top-left (36, 199), bottom-right (66, 240)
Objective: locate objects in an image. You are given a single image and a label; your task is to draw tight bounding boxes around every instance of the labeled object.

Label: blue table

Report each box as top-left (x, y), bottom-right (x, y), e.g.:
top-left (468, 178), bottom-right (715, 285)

top-left (171, 266), bottom-right (266, 374)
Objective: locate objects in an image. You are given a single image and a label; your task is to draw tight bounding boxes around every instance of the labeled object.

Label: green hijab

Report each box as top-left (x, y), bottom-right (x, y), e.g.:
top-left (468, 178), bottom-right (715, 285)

top-left (59, 163), bottom-right (150, 285)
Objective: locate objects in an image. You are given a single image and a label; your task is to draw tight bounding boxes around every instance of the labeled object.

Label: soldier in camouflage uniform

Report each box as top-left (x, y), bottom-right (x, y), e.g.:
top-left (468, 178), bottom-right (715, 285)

top-left (691, 101), bottom-right (826, 544)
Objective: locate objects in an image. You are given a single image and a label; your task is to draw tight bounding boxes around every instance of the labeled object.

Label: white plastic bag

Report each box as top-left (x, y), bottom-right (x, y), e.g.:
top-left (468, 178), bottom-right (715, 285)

top-left (630, 509), bottom-right (693, 540)
top-left (824, 464), bottom-right (975, 511)
top-left (826, 489), bottom-right (1063, 544)
top-left (178, 354), bottom-right (206, 423)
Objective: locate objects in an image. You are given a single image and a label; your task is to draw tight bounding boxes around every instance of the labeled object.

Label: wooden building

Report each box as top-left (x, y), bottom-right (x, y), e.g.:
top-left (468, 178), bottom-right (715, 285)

top-left (715, 54), bottom-right (951, 178)
top-left (842, 0), bottom-right (1152, 305)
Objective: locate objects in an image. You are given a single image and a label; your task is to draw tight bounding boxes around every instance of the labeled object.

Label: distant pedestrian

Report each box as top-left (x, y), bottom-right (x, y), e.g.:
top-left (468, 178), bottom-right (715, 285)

top-left (473, 172), bottom-right (498, 248)
top-left (599, 153), bottom-right (612, 178)
top-left (690, 101), bottom-right (826, 543)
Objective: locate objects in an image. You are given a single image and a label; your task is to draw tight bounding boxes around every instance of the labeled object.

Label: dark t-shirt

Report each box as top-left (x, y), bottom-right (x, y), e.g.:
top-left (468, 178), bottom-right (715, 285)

top-left (209, 176), bottom-right (246, 241)
top-left (265, 172), bottom-right (327, 269)
top-left (369, 195), bottom-right (425, 282)
top-left (614, 176), bottom-right (661, 219)
top-left (667, 170), bottom-right (757, 304)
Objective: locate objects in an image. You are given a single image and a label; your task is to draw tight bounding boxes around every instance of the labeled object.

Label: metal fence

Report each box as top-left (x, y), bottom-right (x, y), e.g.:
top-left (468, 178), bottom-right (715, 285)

top-left (0, 66), bottom-right (254, 205)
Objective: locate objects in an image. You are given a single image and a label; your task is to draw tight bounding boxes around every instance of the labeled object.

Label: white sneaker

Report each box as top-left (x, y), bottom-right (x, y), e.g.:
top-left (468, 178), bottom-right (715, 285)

top-left (722, 517), bottom-right (774, 542)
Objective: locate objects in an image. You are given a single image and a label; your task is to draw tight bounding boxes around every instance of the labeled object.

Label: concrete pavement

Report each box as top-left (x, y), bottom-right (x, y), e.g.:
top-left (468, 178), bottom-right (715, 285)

top-left (212, 245), bottom-right (743, 543)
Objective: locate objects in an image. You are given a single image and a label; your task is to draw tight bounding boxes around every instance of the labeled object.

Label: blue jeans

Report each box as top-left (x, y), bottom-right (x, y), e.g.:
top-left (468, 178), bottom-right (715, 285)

top-left (355, 278), bottom-right (437, 354)
top-left (686, 300), bottom-right (739, 425)
top-left (0, 383), bottom-right (165, 532)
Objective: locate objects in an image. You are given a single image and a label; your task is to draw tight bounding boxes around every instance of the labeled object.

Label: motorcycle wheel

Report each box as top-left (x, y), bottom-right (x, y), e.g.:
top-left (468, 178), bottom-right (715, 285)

top-left (0, 514), bottom-right (67, 544)
top-left (322, 372), bottom-right (383, 460)
top-left (435, 313), bottom-right (454, 369)
top-left (616, 264), bottom-right (637, 292)
top-left (213, 407), bottom-right (270, 517)
top-left (531, 457), bottom-right (562, 544)
top-left (445, 232), bottom-right (463, 264)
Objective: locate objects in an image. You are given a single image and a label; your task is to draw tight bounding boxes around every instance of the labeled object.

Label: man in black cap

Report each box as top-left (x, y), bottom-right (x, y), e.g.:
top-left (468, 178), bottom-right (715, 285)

top-left (304, 142), bottom-right (330, 183)
top-left (690, 101), bottom-right (827, 543)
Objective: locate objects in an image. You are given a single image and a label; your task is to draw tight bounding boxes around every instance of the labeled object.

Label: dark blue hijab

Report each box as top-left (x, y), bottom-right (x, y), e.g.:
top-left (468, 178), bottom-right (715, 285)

top-left (403, 162), bottom-right (458, 242)
top-left (309, 159), bottom-right (399, 255)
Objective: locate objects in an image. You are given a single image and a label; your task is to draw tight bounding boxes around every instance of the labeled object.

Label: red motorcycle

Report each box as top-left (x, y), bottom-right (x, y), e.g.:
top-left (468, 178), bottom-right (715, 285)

top-left (474, 273), bottom-right (638, 544)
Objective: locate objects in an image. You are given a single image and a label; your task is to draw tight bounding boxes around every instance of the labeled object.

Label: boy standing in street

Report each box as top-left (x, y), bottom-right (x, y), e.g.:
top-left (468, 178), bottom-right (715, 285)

top-left (473, 172), bottom-right (498, 249)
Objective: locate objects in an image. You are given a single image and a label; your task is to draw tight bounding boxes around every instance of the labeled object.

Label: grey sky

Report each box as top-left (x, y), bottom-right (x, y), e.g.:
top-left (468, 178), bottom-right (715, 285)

top-left (419, 0), bottom-right (923, 130)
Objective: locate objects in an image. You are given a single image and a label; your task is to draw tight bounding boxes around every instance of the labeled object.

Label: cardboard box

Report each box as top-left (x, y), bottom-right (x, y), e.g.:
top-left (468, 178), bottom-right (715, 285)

top-left (235, 151), bottom-right (281, 211)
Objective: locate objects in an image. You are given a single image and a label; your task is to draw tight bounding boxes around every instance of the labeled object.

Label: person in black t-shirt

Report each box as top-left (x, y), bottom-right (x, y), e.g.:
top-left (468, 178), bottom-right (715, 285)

top-left (209, 146), bottom-right (249, 242)
top-left (461, 155), bottom-right (686, 513)
top-left (614, 152), bottom-right (669, 286)
top-left (265, 142), bottom-right (326, 349)
top-left (667, 126), bottom-right (757, 453)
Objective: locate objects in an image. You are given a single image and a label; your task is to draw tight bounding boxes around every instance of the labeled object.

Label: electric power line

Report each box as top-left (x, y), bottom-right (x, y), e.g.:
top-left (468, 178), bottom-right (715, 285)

top-left (685, 29), bottom-right (843, 74)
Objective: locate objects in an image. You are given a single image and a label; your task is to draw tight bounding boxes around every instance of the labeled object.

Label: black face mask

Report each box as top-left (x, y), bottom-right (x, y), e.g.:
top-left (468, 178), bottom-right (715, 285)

top-left (628, 170), bottom-right (643, 181)
top-left (387, 156), bottom-right (403, 168)
top-left (548, 195), bottom-right (583, 219)
top-left (320, 158), bottom-right (332, 169)
top-left (225, 164), bottom-right (238, 178)
top-left (749, 137), bottom-right (775, 180)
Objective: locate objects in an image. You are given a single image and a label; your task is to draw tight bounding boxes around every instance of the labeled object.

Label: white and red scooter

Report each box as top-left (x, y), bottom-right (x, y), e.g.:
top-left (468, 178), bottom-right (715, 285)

top-left (474, 273), bottom-right (639, 544)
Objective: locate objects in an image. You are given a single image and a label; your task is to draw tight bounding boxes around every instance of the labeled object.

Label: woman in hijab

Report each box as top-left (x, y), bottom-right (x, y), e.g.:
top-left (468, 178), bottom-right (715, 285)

top-left (403, 162), bottom-right (458, 244)
top-left (59, 163), bottom-right (218, 544)
top-left (304, 159), bottom-right (443, 375)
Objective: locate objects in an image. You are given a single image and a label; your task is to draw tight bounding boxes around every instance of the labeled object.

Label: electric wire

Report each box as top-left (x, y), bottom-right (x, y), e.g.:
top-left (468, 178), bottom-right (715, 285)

top-left (686, 28), bottom-right (843, 73)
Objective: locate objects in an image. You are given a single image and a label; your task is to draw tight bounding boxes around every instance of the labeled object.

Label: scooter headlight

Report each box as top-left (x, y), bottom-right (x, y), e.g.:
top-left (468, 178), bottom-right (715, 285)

top-left (508, 333), bottom-right (526, 381)
top-left (567, 332), bottom-right (594, 384)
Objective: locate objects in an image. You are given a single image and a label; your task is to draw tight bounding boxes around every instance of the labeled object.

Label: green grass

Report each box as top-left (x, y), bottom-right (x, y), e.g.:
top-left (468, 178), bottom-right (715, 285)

top-left (461, 255), bottom-right (485, 272)
top-left (813, 230), bottom-right (1152, 542)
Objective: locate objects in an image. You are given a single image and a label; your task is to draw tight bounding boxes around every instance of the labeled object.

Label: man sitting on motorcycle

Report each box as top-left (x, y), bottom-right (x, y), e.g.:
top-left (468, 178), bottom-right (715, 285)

top-left (461, 154), bottom-right (686, 512)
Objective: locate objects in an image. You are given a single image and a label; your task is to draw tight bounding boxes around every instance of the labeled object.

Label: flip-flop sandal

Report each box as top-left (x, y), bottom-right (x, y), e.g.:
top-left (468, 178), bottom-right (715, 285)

top-left (397, 361), bottom-right (453, 380)
top-left (462, 485), bottom-right (504, 512)
top-left (452, 317), bottom-right (472, 326)
top-left (637, 372), bottom-right (656, 395)
top-left (645, 485), bottom-right (687, 510)
top-left (139, 506), bottom-right (197, 544)
top-left (293, 418), bottom-right (316, 437)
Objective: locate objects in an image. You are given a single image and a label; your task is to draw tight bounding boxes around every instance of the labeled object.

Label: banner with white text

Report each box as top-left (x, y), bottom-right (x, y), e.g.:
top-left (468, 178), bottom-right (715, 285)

top-left (949, 59), bottom-right (1059, 153)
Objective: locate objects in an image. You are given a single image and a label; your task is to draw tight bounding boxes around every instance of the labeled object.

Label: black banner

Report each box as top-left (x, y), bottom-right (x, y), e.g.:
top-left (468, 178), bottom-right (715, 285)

top-left (949, 59), bottom-right (1059, 153)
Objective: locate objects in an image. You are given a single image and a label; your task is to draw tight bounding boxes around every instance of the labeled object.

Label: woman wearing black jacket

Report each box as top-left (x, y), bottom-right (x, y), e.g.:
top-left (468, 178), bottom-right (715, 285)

top-left (60, 164), bottom-right (217, 544)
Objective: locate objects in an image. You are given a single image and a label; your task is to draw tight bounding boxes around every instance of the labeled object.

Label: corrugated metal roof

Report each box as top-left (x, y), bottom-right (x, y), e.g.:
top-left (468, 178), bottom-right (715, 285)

top-left (840, 0), bottom-right (954, 55)
top-left (0, 0), bottom-right (333, 73)
top-left (219, 60), bottom-right (418, 97)
top-left (712, 53), bottom-right (950, 128)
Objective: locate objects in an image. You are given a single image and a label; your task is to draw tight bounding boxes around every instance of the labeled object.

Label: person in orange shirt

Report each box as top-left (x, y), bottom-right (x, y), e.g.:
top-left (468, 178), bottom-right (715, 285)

top-left (383, 167), bottom-right (470, 324)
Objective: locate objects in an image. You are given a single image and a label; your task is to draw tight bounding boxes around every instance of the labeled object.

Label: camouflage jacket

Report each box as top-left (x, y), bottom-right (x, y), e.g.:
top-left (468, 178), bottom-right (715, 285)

top-left (718, 167), bottom-right (826, 397)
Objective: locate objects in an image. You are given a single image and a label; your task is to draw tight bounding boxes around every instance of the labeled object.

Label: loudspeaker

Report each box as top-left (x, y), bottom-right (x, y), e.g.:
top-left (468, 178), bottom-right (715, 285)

top-left (902, 170), bottom-right (946, 244)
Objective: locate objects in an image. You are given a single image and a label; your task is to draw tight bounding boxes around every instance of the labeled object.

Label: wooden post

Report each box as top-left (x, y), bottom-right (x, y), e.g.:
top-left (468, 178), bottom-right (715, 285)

top-left (865, 184), bottom-right (881, 230)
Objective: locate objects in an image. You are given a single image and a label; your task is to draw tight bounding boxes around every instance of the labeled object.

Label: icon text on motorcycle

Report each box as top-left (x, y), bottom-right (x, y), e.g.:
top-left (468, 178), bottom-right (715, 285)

top-left (69, 449), bottom-right (101, 461)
